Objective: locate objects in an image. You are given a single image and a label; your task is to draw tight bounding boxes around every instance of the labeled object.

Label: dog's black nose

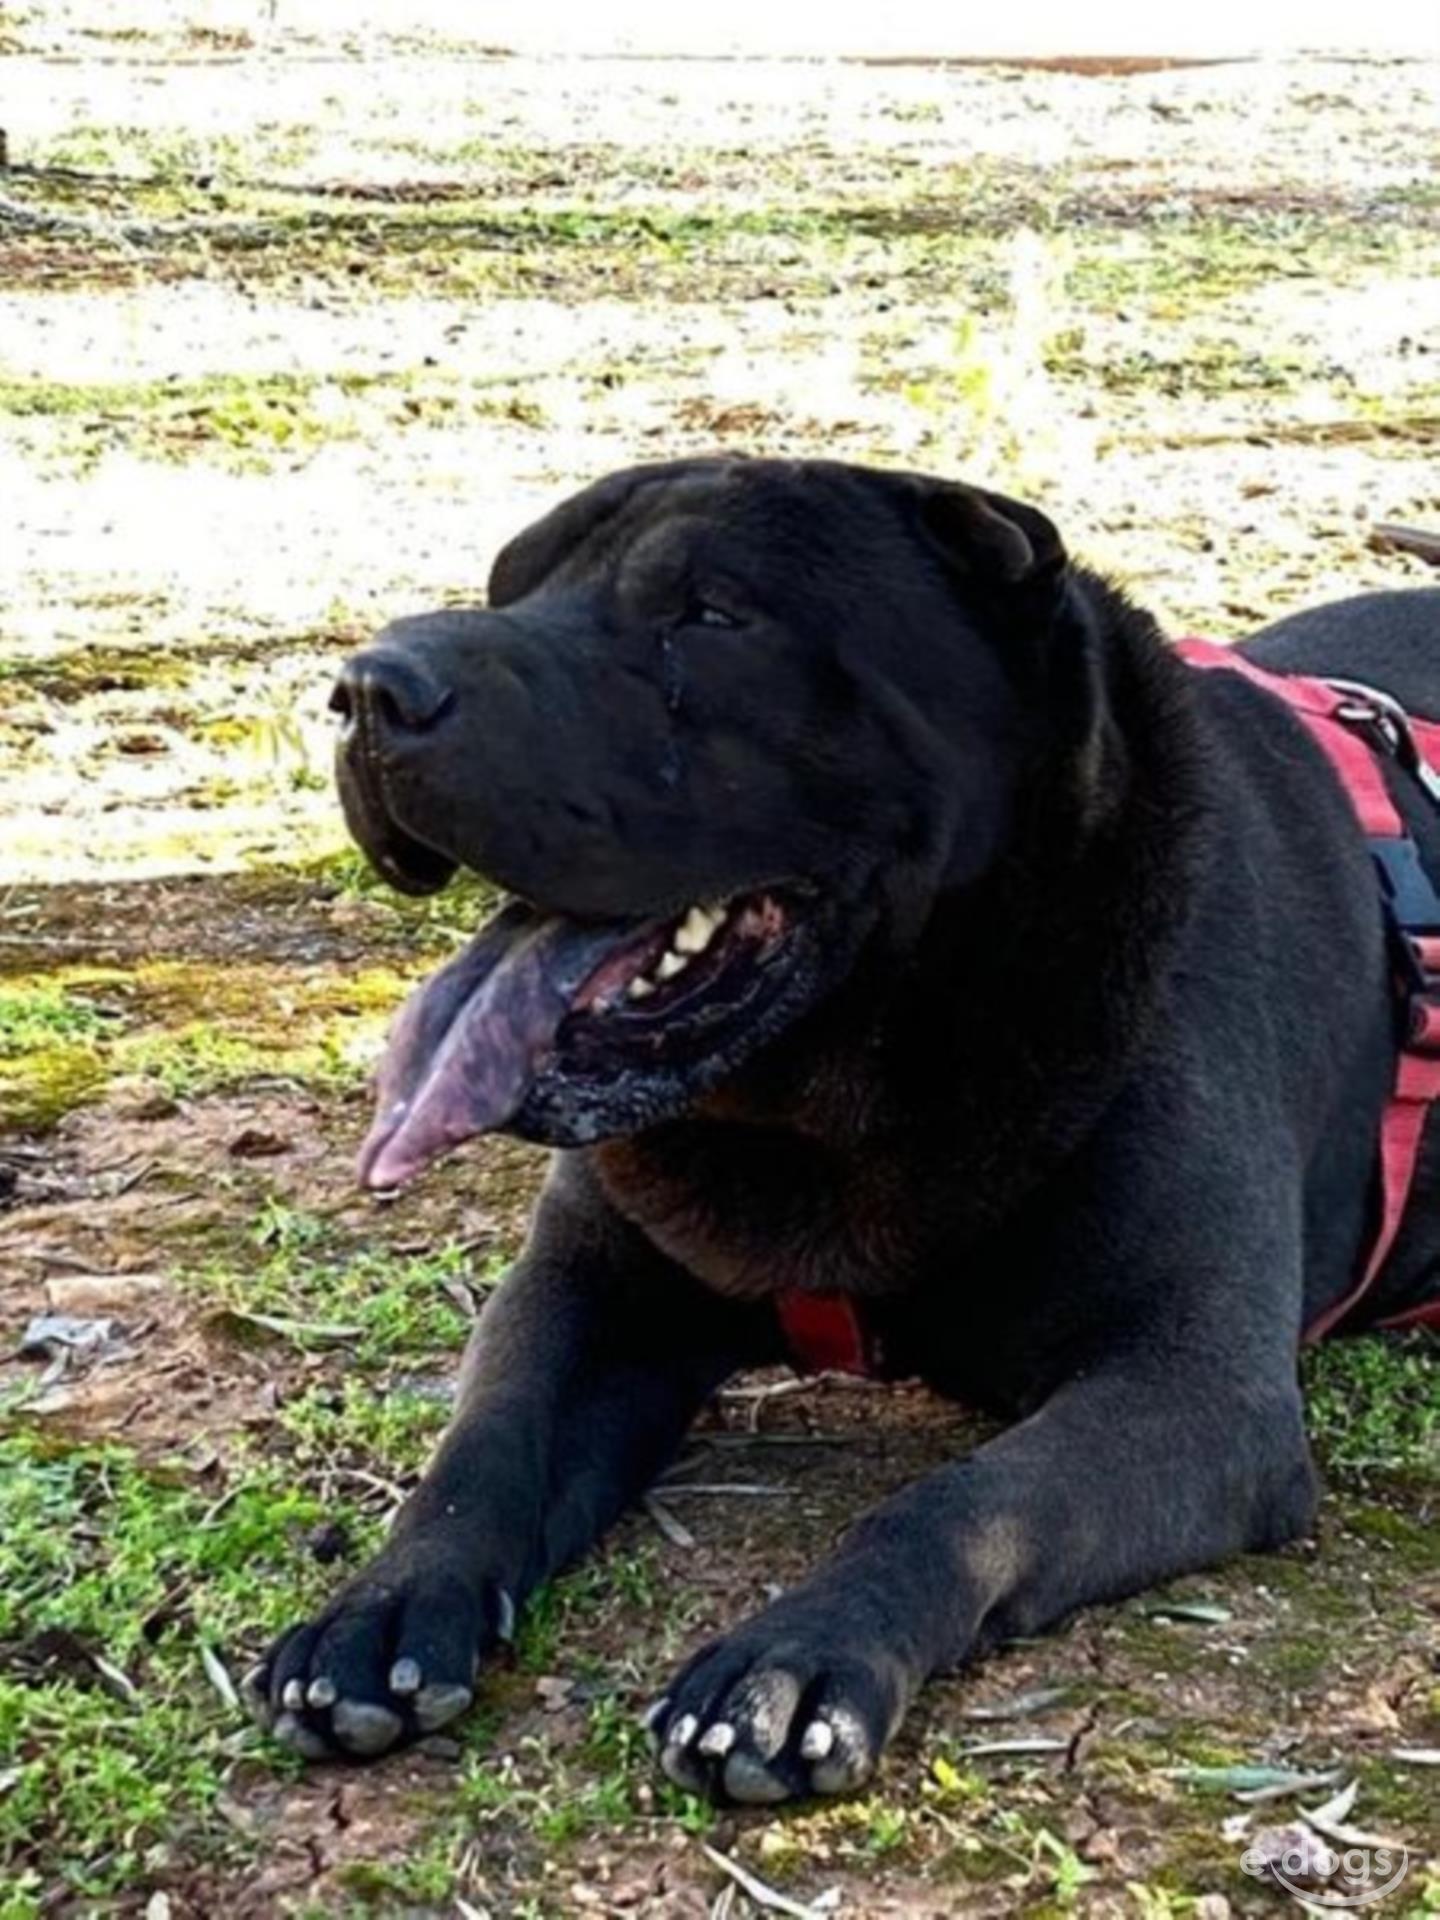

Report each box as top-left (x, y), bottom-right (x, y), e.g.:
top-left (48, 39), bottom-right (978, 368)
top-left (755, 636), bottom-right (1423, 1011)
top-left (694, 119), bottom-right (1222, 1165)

top-left (331, 649), bottom-right (453, 732)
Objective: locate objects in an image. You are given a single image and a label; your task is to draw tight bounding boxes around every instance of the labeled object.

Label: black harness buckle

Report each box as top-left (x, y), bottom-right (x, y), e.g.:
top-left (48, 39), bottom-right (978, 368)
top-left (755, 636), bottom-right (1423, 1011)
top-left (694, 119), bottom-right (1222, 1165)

top-left (1369, 836), bottom-right (1440, 937)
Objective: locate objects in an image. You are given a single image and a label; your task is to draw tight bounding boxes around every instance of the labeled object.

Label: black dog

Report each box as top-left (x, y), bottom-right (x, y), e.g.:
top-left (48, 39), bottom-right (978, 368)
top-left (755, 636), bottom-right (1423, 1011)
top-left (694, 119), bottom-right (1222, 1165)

top-left (247, 458), bottom-right (1440, 1803)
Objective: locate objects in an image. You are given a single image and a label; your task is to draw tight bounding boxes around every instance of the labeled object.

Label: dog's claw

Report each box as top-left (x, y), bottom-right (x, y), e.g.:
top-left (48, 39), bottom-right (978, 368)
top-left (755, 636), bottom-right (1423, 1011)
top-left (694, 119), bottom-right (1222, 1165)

top-left (643, 1695), bottom-right (670, 1732)
top-left (698, 1720), bottom-right (737, 1758)
top-left (306, 1676), bottom-right (338, 1710)
top-left (240, 1662), bottom-right (273, 1728)
top-left (389, 1657), bottom-right (422, 1696)
top-left (495, 1588), bottom-right (517, 1642)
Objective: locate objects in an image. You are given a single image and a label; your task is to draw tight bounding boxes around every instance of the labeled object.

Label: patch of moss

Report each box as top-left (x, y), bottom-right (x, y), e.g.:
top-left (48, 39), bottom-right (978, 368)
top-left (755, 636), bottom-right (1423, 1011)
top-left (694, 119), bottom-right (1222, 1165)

top-left (1246, 1634), bottom-right (1330, 1692)
top-left (0, 1047), bottom-right (110, 1130)
top-left (0, 957), bottom-right (414, 1133)
top-left (1355, 1756), bottom-right (1440, 1833)
top-left (1337, 1499), bottom-right (1440, 1572)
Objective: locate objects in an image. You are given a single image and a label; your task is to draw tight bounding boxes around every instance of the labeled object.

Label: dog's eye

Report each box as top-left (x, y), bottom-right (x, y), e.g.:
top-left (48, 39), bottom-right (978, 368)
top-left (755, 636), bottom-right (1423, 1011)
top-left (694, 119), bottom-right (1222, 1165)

top-left (686, 600), bottom-right (741, 632)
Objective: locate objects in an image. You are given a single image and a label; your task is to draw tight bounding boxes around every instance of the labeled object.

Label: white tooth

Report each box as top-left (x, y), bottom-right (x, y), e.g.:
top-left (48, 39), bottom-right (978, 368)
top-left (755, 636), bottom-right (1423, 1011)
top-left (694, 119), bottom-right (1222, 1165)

top-left (675, 905), bottom-right (722, 954)
top-left (627, 976), bottom-right (655, 1000)
top-left (658, 950), bottom-right (688, 981)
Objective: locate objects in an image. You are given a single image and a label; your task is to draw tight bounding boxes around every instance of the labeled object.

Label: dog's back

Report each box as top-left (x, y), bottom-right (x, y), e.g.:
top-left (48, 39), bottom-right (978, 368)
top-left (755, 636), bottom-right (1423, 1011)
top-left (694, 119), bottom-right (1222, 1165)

top-left (1244, 587), bottom-right (1440, 719)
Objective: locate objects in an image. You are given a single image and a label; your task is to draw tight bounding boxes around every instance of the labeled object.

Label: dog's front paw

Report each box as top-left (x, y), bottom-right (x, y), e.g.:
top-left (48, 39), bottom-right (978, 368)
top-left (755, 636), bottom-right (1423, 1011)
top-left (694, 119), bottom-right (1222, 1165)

top-left (647, 1603), bottom-right (909, 1805)
top-left (243, 1550), bottom-right (514, 1761)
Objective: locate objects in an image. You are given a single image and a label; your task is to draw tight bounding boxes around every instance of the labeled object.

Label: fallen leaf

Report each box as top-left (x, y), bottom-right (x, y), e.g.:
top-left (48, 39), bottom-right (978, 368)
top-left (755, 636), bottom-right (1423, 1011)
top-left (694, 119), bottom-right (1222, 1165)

top-left (959, 1737), bottom-right (1069, 1759)
top-left (1144, 1600), bottom-right (1234, 1624)
top-left (960, 1686), bottom-right (1069, 1720)
top-left (18, 1314), bottom-right (124, 1361)
top-left (1168, 1763), bottom-right (1345, 1801)
top-left (205, 1308), bottom-right (362, 1348)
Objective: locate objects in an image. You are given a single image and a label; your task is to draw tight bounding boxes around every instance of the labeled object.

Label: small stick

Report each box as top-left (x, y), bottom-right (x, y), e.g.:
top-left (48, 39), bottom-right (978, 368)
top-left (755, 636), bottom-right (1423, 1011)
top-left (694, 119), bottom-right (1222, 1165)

top-left (1370, 522), bottom-right (1440, 566)
top-left (702, 1843), bottom-right (840, 1919)
top-left (642, 1495), bottom-right (696, 1550)
top-left (654, 1482), bottom-right (790, 1498)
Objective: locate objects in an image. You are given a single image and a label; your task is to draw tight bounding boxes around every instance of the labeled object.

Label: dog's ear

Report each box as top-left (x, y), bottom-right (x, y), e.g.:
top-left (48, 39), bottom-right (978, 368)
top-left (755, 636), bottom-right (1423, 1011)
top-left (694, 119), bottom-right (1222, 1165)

top-left (488, 468), bottom-right (646, 608)
top-left (908, 477), bottom-right (1067, 590)
top-left (488, 457), bottom-right (744, 608)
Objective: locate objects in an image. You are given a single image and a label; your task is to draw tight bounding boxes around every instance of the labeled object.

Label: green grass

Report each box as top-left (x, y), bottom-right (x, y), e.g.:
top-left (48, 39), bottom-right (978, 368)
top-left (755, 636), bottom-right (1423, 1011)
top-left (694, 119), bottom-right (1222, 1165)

top-left (297, 844), bottom-right (501, 944)
top-left (191, 1199), bottom-right (498, 1367)
top-left (1050, 338), bottom-right (1314, 397)
top-left (0, 639), bottom-right (194, 699)
top-left (0, 367), bottom-right (549, 472)
top-left (1303, 1332), bottom-right (1439, 1482)
top-left (33, 120), bottom-right (317, 183)
top-left (0, 1435), bottom-right (342, 1905)
top-left (0, 982), bottom-right (116, 1053)
top-left (12, 150), bottom-right (1436, 311)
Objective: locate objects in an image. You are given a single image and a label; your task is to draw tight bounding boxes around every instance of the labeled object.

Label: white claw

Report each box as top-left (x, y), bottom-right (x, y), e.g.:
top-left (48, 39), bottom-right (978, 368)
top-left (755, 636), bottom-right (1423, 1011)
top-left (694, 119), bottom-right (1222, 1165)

top-left (282, 1678), bottom-right (305, 1712)
top-left (389, 1657), bottom-right (422, 1696)
top-left (668, 1712), bottom-right (699, 1749)
top-left (800, 1718), bottom-right (835, 1762)
top-left (642, 1695), bottom-right (671, 1734)
top-left (698, 1721), bottom-right (737, 1757)
top-left (495, 1587), bottom-right (517, 1642)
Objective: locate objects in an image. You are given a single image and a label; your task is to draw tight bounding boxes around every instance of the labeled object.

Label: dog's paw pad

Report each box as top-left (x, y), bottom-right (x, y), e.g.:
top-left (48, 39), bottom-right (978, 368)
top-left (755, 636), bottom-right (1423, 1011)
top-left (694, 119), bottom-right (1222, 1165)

top-left (332, 1700), bottom-right (404, 1756)
top-left (414, 1682), bottom-right (473, 1732)
top-left (721, 1752), bottom-right (792, 1804)
top-left (273, 1712), bottom-right (333, 1761)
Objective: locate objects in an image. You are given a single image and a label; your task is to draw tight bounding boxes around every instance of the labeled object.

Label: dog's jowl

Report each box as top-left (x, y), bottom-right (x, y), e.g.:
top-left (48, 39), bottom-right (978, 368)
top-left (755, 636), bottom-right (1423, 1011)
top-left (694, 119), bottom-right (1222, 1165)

top-left (246, 457), bottom-right (1440, 1803)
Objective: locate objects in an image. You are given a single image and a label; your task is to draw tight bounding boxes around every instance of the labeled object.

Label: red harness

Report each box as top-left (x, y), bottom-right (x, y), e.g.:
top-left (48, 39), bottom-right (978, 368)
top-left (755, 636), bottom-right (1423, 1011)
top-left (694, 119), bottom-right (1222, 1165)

top-left (776, 638), bottom-right (1440, 1373)
top-left (1180, 638), bottom-right (1440, 1340)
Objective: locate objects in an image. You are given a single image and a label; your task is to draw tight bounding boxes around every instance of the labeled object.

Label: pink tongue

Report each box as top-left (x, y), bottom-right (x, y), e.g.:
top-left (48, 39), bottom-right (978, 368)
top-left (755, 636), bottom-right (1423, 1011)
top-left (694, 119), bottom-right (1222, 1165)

top-left (357, 904), bottom-right (627, 1189)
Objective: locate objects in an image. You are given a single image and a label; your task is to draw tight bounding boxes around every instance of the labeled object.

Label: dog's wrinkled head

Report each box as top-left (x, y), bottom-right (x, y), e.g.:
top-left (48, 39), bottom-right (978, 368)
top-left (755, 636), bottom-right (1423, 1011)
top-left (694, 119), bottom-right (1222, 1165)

top-left (332, 457), bottom-right (1071, 1178)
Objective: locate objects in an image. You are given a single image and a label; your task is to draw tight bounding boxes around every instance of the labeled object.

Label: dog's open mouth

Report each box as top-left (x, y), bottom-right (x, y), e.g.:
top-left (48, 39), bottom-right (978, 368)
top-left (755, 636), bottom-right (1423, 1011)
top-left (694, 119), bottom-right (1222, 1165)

top-left (358, 889), bottom-right (797, 1187)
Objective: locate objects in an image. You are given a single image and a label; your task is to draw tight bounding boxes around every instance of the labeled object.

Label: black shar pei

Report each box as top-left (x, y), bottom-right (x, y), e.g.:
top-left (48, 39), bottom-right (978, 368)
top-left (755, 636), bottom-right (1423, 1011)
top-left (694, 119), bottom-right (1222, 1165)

top-left (247, 457), bottom-right (1440, 1803)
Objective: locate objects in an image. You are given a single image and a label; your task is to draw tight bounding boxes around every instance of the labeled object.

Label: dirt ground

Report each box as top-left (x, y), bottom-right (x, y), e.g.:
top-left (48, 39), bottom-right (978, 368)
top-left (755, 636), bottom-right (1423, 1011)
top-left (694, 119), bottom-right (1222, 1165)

top-left (2, 12), bottom-right (1438, 1918)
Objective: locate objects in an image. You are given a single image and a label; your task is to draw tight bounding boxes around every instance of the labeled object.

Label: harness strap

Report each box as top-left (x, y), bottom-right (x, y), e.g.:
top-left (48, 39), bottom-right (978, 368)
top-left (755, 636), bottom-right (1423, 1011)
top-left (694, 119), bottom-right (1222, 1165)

top-left (774, 635), bottom-right (1440, 1371)
top-left (1179, 638), bottom-right (1440, 1338)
